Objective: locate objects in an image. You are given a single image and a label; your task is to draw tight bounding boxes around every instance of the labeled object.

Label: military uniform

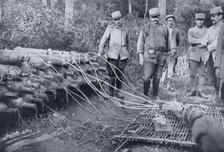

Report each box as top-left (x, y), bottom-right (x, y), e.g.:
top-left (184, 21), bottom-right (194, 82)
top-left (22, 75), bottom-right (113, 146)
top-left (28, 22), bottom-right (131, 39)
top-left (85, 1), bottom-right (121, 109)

top-left (215, 23), bottom-right (224, 104)
top-left (137, 8), bottom-right (169, 98)
top-left (161, 15), bottom-right (180, 91)
top-left (167, 27), bottom-right (180, 77)
top-left (200, 7), bottom-right (224, 99)
top-left (187, 14), bottom-right (208, 97)
top-left (98, 11), bottom-right (129, 98)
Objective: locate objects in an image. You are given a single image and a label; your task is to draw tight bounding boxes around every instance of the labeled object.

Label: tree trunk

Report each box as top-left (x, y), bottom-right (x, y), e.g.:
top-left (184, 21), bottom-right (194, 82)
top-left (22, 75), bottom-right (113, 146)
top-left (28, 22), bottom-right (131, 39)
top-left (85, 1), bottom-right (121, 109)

top-left (51, 0), bottom-right (54, 8)
top-left (128, 0), bottom-right (132, 14)
top-left (42, 0), bottom-right (47, 6)
top-left (65, 0), bottom-right (74, 27)
top-left (158, 0), bottom-right (166, 23)
top-left (0, 0), bottom-right (2, 23)
top-left (144, 0), bottom-right (149, 24)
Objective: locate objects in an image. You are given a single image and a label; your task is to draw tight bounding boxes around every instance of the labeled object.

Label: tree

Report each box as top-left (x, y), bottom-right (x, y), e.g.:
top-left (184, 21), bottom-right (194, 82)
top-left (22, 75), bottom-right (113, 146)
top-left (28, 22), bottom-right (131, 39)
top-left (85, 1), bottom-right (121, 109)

top-left (144, 0), bottom-right (148, 24)
top-left (128, 0), bottom-right (132, 14)
top-left (42, 0), bottom-right (47, 5)
top-left (0, 0), bottom-right (2, 23)
top-left (65, 0), bottom-right (75, 27)
top-left (158, 0), bottom-right (167, 23)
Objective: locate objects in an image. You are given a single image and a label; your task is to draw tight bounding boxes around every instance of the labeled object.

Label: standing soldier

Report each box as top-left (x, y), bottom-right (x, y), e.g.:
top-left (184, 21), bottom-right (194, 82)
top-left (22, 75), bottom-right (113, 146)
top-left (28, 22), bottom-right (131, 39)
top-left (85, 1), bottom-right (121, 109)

top-left (215, 22), bottom-right (224, 105)
top-left (164, 15), bottom-right (180, 91)
top-left (201, 7), bottom-right (223, 101)
top-left (97, 11), bottom-right (129, 99)
top-left (187, 13), bottom-right (208, 99)
top-left (137, 8), bottom-right (169, 100)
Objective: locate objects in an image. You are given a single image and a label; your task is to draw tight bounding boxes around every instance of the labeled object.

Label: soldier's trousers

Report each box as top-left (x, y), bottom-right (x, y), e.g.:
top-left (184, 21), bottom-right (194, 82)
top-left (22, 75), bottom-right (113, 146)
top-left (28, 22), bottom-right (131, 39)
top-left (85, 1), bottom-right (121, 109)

top-left (220, 78), bottom-right (224, 102)
top-left (143, 61), bottom-right (163, 96)
top-left (167, 58), bottom-right (178, 79)
top-left (189, 59), bottom-right (206, 91)
top-left (143, 61), bottom-right (163, 80)
top-left (207, 53), bottom-right (220, 94)
top-left (107, 57), bottom-right (127, 93)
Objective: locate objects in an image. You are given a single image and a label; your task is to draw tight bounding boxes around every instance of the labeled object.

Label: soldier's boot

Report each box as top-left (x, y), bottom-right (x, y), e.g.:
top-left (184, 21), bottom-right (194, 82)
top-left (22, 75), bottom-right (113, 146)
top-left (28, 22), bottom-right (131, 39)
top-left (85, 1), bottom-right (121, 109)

top-left (214, 86), bottom-right (220, 103)
top-left (187, 76), bottom-right (197, 97)
top-left (143, 80), bottom-right (151, 97)
top-left (115, 78), bottom-right (124, 99)
top-left (108, 78), bottom-right (116, 97)
top-left (220, 82), bottom-right (224, 106)
top-left (197, 77), bottom-right (208, 99)
top-left (152, 78), bottom-right (160, 101)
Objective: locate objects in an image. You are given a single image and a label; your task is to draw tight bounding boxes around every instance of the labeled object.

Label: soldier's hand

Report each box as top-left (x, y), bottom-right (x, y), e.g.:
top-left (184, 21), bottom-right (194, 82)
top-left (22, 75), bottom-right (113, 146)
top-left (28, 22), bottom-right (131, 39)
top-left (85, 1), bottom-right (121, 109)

top-left (216, 68), bottom-right (220, 78)
top-left (207, 40), bottom-right (213, 45)
top-left (171, 49), bottom-right (177, 56)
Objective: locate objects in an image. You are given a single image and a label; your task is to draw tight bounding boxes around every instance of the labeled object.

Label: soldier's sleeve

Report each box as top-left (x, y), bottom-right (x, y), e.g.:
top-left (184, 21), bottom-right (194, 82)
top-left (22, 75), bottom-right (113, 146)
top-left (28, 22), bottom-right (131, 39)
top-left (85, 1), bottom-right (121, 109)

top-left (176, 30), bottom-right (180, 47)
top-left (165, 26), bottom-right (171, 52)
top-left (207, 40), bottom-right (217, 52)
top-left (137, 28), bottom-right (145, 54)
top-left (200, 29), bottom-right (209, 46)
top-left (98, 26), bottom-right (111, 56)
top-left (188, 28), bottom-right (201, 45)
top-left (126, 31), bottom-right (130, 51)
top-left (214, 24), bottom-right (224, 68)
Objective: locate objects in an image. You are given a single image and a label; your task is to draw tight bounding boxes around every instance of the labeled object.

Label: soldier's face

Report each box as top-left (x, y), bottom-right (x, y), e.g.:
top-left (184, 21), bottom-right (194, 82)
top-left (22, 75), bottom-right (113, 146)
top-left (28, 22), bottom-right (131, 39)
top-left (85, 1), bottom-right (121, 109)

top-left (113, 18), bottom-right (121, 26)
top-left (195, 19), bottom-right (204, 27)
top-left (150, 15), bottom-right (159, 25)
top-left (167, 18), bottom-right (175, 28)
top-left (211, 14), bottom-right (223, 25)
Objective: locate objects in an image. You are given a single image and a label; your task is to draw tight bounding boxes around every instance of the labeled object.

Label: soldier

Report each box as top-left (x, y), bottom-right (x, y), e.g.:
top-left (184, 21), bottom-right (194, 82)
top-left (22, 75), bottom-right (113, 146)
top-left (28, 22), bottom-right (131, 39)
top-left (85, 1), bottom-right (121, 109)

top-left (97, 11), bottom-right (130, 99)
top-left (187, 13), bottom-right (208, 99)
top-left (215, 20), bottom-right (224, 105)
top-left (164, 15), bottom-right (180, 91)
top-left (137, 8), bottom-right (169, 100)
top-left (201, 7), bottom-right (223, 101)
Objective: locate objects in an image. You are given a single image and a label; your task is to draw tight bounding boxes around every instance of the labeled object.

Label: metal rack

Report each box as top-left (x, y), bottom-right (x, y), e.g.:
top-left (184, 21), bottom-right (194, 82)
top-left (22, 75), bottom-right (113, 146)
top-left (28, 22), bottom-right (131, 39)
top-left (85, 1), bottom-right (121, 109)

top-left (114, 107), bottom-right (224, 149)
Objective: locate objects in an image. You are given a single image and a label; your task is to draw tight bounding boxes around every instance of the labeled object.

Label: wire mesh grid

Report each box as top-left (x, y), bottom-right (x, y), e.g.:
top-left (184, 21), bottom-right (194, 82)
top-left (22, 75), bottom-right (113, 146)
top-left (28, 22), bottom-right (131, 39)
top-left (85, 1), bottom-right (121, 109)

top-left (114, 107), bottom-right (224, 148)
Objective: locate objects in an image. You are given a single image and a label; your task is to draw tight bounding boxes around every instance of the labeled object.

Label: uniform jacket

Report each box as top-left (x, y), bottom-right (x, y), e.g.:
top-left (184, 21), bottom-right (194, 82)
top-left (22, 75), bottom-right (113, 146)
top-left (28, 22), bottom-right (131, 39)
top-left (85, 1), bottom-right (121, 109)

top-left (98, 24), bottom-right (129, 60)
top-left (215, 23), bottom-right (224, 77)
top-left (168, 27), bottom-right (180, 60)
top-left (137, 22), bottom-right (170, 65)
top-left (188, 26), bottom-right (208, 62)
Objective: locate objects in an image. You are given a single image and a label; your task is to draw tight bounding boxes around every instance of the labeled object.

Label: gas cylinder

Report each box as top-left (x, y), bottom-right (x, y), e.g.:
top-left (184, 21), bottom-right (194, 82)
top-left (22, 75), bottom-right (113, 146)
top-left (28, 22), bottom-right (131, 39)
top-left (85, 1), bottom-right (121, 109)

top-left (0, 50), bottom-right (25, 65)
top-left (7, 97), bottom-right (36, 110)
top-left (6, 81), bottom-right (35, 93)
top-left (0, 108), bottom-right (20, 129)
top-left (0, 102), bottom-right (7, 111)
top-left (0, 86), bottom-right (18, 99)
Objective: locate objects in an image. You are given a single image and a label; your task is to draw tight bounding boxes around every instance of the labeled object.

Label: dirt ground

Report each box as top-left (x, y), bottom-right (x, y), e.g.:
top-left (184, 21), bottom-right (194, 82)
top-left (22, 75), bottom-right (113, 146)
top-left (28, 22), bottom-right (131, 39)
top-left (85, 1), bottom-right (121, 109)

top-left (0, 69), bottom-right (218, 152)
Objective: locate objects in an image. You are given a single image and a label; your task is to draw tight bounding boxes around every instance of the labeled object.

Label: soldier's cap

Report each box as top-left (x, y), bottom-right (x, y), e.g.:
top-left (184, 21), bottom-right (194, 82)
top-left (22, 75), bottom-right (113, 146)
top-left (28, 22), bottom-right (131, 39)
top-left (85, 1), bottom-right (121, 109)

top-left (166, 15), bottom-right (175, 21)
top-left (195, 13), bottom-right (206, 19)
top-left (209, 6), bottom-right (223, 15)
top-left (149, 8), bottom-right (160, 17)
top-left (111, 11), bottom-right (122, 20)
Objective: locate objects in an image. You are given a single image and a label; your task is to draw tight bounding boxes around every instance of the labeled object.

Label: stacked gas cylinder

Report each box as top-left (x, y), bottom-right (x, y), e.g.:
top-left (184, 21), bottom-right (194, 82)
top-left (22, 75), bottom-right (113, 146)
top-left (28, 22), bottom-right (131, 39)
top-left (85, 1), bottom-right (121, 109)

top-left (0, 47), bottom-right (106, 131)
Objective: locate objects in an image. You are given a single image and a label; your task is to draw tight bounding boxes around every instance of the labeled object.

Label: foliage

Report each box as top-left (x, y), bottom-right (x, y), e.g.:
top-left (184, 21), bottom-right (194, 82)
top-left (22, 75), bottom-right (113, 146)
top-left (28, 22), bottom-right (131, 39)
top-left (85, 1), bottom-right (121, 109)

top-left (174, 0), bottom-right (224, 51)
top-left (0, 0), bottom-right (106, 52)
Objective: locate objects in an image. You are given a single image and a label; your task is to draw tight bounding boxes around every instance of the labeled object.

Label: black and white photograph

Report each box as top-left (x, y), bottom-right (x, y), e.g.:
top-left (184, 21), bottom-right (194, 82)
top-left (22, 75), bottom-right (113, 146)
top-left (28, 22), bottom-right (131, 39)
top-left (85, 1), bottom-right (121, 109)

top-left (0, 0), bottom-right (224, 152)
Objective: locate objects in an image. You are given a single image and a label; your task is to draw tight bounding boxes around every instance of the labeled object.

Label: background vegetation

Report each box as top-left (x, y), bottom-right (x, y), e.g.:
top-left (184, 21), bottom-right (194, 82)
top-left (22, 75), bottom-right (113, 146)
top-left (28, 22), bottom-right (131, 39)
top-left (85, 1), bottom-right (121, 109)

top-left (0, 0), bottom-right (224, 55)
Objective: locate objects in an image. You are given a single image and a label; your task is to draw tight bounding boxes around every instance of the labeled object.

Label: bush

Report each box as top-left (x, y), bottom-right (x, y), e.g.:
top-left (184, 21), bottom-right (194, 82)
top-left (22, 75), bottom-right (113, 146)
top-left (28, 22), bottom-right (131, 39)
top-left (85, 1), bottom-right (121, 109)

top-left (0, 0), bottom-right (106, 52)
